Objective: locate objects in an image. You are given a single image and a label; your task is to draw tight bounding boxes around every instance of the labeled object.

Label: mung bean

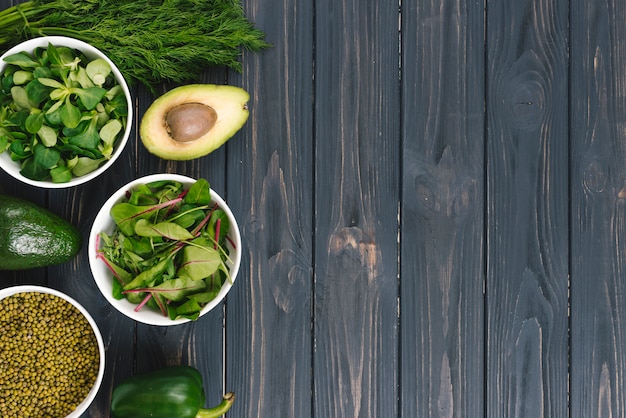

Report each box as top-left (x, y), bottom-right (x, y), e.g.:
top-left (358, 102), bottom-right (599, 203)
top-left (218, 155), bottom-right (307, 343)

top-left (0, 292), bottom-right (99, 417)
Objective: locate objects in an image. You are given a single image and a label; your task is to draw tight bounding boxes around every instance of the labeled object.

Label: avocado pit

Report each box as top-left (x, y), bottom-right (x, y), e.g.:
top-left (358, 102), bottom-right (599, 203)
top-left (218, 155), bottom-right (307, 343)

top-left (140, 83), bottom-right (250, 160)
top-left (165, 102), bottom-right (217, 143)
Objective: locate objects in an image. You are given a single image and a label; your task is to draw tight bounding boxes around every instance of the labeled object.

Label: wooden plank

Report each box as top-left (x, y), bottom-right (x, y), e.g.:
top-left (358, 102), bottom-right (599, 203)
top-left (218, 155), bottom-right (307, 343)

top-left (133, 68), bottom-right (230, 408)
top-left (570, 0), bottom-right (626, 416)
top-left (313, 1), bottom-right (399, 417)
top-left (400, 0), bottom-right (485, 416)
top-left (44, 83), bottom-right (143, 415)
top-left (224, 0), bottom-right (315, 417)
top-left (485, 0), bottom-right (569, 416)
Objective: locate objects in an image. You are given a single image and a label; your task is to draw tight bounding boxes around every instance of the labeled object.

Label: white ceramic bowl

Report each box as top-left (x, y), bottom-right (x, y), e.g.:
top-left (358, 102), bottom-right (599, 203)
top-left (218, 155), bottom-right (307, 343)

top-left (88, 173), bottom-right (242, 326)
top-left (0, 285), bottom-right (105, 418)
top-left (0, 36), bottom-right (133, 188)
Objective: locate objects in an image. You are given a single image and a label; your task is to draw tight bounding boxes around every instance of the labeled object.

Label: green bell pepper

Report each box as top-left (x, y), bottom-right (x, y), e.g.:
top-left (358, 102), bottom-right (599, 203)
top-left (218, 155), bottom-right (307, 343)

top-left (110, 365), bottom-right (235, 418)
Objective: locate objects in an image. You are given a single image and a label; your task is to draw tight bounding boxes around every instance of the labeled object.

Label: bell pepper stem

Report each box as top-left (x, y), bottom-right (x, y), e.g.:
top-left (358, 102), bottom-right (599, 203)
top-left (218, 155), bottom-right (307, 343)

top-left (196, 392), bottom-right (235, 418)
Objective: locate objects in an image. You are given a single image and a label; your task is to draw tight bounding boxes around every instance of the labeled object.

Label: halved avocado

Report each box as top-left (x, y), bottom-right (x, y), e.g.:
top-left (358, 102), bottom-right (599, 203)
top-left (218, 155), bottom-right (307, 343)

top-left (140, 84), bottom-right (249, 160)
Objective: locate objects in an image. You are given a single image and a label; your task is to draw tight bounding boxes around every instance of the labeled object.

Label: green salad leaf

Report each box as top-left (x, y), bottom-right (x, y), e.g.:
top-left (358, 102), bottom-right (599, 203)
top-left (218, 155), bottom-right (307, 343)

top-left (96, 178), bottom-right (235, 321)
top-left (0, 43), bottom-right (127, 182)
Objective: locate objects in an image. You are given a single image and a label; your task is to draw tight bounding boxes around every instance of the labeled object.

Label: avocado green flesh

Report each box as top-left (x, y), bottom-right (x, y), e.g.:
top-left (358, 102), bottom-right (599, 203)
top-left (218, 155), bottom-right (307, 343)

top-left (0, 196), bottom-right (82, 270)
top-left (140, 84), bottom-right (249, 161)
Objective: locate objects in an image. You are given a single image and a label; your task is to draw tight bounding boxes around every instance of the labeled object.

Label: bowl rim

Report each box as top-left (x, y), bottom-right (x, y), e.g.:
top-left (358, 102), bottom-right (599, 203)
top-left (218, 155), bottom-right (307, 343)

top-left (0, 35), bottom-right (133, 189)
top-left (88, 173), bottom-right (242, 326)
top-left (0, 284), bottom-right (106, 418)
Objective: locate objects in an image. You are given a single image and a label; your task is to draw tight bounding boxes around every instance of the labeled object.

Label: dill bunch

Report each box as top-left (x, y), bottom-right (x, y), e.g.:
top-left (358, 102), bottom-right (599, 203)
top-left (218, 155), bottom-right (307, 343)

top-left (0, 0), bottom-right (270, 92)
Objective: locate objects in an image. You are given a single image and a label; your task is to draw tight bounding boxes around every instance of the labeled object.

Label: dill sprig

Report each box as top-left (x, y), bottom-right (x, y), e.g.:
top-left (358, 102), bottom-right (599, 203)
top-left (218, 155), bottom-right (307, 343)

top-left (0, 0), bottom-right (270, 92)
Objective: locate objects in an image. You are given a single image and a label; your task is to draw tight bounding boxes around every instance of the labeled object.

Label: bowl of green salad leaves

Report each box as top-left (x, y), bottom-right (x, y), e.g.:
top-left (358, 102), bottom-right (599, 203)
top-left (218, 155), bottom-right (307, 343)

top-left (88, 173), bottom-right (242, 326)
top-left (0, 36), bottom-right (132, 188)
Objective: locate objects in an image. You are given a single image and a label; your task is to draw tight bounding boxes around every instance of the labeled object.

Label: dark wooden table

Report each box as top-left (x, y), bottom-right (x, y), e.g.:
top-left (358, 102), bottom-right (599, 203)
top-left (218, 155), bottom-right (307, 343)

top-left (2, 0), bottom-right (626, 416)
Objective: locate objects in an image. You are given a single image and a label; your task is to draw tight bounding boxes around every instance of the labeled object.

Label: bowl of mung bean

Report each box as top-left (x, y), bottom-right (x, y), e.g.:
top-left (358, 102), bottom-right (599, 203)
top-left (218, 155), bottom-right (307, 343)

top-left (0, 285), bottom-right (105, 417)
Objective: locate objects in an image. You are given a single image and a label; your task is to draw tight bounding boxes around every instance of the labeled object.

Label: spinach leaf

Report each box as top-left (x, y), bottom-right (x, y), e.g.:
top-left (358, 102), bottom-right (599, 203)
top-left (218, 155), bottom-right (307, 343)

top-left (111, 197), bottom-right (182, 236)
top-left (184, 178), bottom-right (212, 205)
top-left (152, 277), bottom-right (206, 302)
top-left (178, 238), bottom-right (223, 281)
top-left (124, 256), bottom-right (172, 290)
top-left (168, 299), bottom-right (202, 321)
top-left (111, 203), bottom-right (160, 236)
top-left (134, 219), bottom-right (194, 241)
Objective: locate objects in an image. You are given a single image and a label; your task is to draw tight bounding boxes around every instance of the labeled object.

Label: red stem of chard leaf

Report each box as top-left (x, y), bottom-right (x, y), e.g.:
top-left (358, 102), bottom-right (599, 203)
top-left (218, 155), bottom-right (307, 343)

top-left (164, 190), bottom-right (189, 218)
top-left (128, 197), bottom-right (183, 221)
top-left (123, 287), bottom-right (184, 294)
top-left (95, 235), bottom-right (129, 286)
top-left (128, 290), bottom-right (168, 316)
top-left (98, 255), bottom-right (127, 286)
top-left (192, 202), bottom-right (218, 237)
top-left (135, 293), bottom-right (152, 312)
top-left (152, 293), bottom-right (168, 316)
top-left (214, 219), bottom-right (221, 250)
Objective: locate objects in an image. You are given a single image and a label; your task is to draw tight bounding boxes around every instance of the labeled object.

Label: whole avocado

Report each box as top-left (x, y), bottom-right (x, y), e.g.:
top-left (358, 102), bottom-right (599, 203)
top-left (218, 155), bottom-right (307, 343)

top-left (0, 195), bottom-right (82, 270)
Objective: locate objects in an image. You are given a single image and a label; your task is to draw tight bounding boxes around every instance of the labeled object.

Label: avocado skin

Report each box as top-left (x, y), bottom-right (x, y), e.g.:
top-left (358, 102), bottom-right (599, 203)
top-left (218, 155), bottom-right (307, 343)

top-left (0, 195), bottom-right (82, 270)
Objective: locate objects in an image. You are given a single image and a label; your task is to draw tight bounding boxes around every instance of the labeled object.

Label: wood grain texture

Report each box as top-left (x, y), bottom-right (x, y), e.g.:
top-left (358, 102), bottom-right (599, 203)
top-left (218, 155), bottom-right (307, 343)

top-left (486, 0), bottom-right (569, 417)
top-left (400, 0), bottom-right (485, 417)
top-left (313, 1), bottom-right (400, 417)
top-left (46, 81), bottom-right (146, 416)
top-left (224, 0), bottom-right (315, 417)
top-left (134, 67), bottom-right (231, 408)
top-left (570, 0), bottom-right (626, 416)
top-left (2, 0), bottom-right (626, 416)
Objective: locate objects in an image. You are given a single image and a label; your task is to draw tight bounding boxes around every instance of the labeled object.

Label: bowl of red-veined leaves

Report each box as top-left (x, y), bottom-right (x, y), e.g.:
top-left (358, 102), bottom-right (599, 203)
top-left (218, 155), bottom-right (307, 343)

top-left (0, 36), bottom-right (132, 188)
top-left (88, 173), bottom-right (242, 326)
